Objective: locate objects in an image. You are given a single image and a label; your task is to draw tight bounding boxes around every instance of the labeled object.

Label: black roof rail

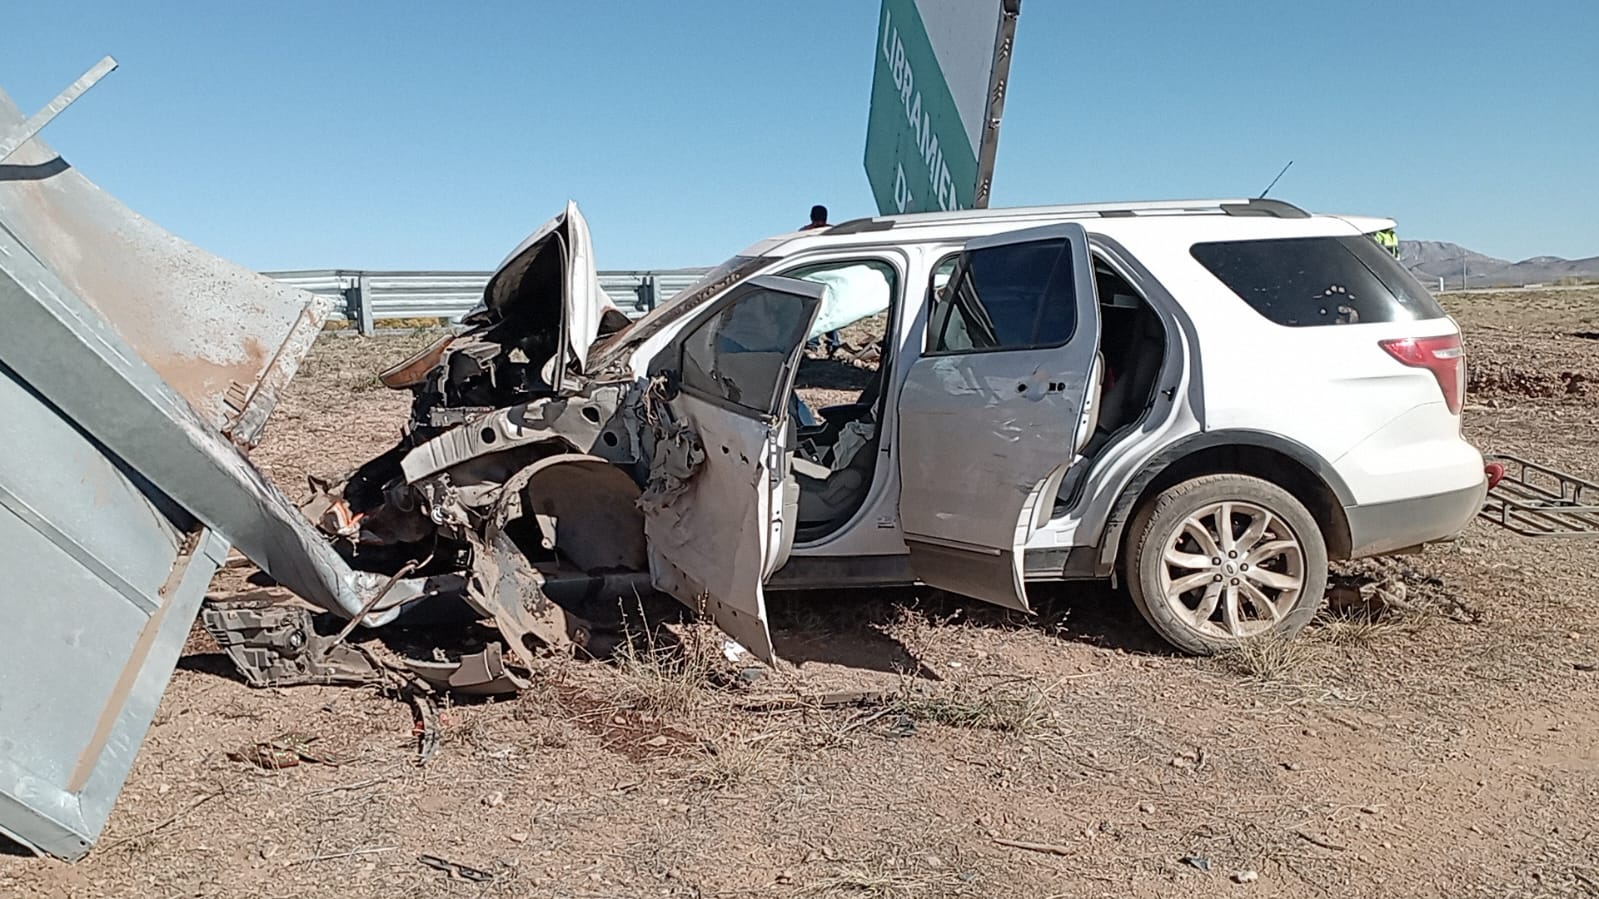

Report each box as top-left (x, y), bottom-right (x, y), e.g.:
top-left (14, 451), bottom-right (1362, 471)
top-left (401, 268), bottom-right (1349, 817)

top-left (1221, 198), bottom-right (1310, 219)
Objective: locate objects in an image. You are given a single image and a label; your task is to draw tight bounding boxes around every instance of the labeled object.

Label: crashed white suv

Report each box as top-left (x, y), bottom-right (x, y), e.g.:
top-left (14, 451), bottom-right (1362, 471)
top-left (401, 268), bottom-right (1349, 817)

top-left (316, 197), bottom-right (1487, 659)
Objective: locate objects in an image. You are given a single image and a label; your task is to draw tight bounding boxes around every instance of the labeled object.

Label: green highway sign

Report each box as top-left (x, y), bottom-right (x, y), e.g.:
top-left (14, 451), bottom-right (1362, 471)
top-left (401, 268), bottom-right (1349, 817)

top-left (864, 0), bottom-right (1018, 215)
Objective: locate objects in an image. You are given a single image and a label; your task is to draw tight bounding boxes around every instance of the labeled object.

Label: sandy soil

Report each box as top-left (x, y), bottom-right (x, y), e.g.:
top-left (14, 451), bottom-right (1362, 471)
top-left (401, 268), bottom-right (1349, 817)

top-left (4, 293), bottom-right (1598, 899)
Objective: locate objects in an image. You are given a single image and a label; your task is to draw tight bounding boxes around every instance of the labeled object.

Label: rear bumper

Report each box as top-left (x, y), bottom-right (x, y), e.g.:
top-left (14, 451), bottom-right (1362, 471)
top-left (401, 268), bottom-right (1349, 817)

top-left (1344, 479), bottom-right (1487, 558)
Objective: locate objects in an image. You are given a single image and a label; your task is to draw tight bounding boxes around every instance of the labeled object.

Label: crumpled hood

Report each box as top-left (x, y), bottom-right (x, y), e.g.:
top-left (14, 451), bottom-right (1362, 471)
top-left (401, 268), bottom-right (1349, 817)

top-left (466, 200), bottom-right (605, 373)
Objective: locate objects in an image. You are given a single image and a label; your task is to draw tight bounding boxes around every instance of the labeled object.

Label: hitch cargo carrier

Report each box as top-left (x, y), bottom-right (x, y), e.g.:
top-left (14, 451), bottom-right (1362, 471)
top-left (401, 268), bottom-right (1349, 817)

top-left (1480, 454), bottom-right (1599, 538)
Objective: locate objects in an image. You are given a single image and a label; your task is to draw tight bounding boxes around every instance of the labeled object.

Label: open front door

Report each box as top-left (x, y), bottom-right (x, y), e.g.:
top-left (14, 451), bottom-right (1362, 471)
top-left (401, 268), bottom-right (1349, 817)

top-left (641, 275), bottom-right (824, 663)
top-left (898, 224), bottom-right (1101, 611)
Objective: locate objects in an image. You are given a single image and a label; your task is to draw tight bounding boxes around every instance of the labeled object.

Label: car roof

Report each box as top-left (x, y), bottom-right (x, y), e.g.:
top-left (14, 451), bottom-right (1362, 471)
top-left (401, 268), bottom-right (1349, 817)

top-left (740, 198), bottom-right (1397, 258)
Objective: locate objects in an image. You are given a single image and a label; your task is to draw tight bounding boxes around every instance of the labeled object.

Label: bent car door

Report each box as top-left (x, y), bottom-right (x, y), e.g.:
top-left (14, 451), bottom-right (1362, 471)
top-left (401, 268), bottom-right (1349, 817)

top-left (897, 224), bottom-right (1101, 611)
top-left (640, 275), bottom-right (824, 663)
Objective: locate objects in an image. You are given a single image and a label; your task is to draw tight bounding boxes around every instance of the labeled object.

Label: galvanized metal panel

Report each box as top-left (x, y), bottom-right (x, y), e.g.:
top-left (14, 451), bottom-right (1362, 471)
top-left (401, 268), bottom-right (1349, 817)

top-left (0, 85), bottom-right (366, 859)
top-left (598, 271), bottom-right (649, 317)
top-left (264, 270), bottom-right (355, 321)
top-left (0, 361), bottom-right (228, 859)
top-left (366, 271), bottom-right (488, 321)
top-left (263, 268), bottom-right (713, 326)
top-left (0, 91), bottom-right (331, 444)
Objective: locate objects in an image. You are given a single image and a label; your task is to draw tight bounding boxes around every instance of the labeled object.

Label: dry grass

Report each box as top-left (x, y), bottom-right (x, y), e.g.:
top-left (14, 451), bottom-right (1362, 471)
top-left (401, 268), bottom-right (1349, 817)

top-left (683, 731), bottom-right (777, 788)
top-left (800, 861), bottom-right (937, 898)
top-left (1314, 609), bottom-right (1425, 647)
top-left (1216, 636), bottom-right (1322, 681)
top-left (890, 676), bottom-right (1058, 738)
top-left (609, 617), bottom-right (729, 720)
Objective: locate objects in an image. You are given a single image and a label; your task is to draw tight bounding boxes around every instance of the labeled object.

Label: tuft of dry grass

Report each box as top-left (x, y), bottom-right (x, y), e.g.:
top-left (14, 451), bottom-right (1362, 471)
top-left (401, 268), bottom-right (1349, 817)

top-left (609, 616), bottom-right (729, 720)
top-left (1315, 610), bottom-right (1423, 648)
top-left (1217, 636), bottom-right (1321, 681)
top-left (800, 862), bottom-right (935, 898)
top-left (889, 676), bottom-right (1057, 738)
top-left (684, 732), bottom-right (776, 788)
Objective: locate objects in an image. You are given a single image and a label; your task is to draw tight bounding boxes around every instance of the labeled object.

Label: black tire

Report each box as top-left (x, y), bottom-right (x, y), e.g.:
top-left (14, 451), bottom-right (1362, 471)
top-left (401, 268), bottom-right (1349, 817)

top-left (1124, 474), bottom-right (1327, 655)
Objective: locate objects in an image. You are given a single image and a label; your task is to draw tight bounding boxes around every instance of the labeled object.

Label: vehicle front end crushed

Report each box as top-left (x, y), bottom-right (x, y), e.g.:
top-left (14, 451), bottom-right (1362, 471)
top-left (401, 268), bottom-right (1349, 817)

top-left (296, 206), bottom-right (709, 667)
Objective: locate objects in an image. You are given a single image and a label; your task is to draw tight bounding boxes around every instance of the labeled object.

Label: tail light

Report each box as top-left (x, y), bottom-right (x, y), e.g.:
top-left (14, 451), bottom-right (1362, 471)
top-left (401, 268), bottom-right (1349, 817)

top-left (1380, 334), bottom-right (1465, 415)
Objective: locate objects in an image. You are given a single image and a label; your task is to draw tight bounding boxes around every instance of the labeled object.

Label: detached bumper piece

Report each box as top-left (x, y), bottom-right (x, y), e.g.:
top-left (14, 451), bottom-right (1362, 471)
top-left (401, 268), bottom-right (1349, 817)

top-left (201, 603), bottom-right (382, 688)
top-left (1480, 454), bottom-right (1599, 538)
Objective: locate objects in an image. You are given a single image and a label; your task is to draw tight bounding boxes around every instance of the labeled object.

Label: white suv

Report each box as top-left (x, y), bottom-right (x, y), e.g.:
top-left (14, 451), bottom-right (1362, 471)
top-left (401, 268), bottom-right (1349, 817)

top-left (322, 197), bottom-right (1488, 658)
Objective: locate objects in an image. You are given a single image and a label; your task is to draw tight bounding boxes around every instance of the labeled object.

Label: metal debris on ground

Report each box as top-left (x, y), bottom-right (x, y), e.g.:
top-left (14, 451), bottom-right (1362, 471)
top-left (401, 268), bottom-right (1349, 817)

top-left (406, 690), bottom-right (441, 766)
top-left (1181, 855), bottom-right (1213, 872)
top-left (1479, 454), bottom-right (1599, 538)
top-left (418, 854), bottom-right (494, 882)
top-left (403, 642), bottom-right (530, 695)
top-left (883, 715), bottom-right (918, 739)
top-left (201, 603), bottom-right (382, 688)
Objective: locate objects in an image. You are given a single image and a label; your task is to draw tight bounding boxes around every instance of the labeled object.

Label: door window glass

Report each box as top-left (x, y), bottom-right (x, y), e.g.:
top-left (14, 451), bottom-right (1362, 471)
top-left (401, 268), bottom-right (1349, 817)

top-left (680, 287), bottom-right (817, 415)
top-left (927, 239), bottom-right (1078, 354)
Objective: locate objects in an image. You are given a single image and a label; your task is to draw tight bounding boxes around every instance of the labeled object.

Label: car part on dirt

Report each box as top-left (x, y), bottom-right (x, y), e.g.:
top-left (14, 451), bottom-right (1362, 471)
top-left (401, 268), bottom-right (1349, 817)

top-left (225, 732), bottom-right (333, 770)
top-left (200, 603), bottom-right (383, 688)
top-left (403, 642), bottom-right (530, 696)
top-left (1480, 454), bottom-right (1599, 538)
top-left (406, 690), bottom-right (441, 766)
top-left (1125, 474), bottom-right (1328, 655)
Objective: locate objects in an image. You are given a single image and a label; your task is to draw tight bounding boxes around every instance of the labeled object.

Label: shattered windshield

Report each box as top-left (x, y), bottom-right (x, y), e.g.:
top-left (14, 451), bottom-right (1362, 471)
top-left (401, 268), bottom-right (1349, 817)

top-left (588, 255), bottom-right (770, 368)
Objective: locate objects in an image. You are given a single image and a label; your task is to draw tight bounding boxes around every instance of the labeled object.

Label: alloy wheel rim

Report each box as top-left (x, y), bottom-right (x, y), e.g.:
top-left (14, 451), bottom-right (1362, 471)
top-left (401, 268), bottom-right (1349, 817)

top-left (1157, 501), bottom-right (1305, 638)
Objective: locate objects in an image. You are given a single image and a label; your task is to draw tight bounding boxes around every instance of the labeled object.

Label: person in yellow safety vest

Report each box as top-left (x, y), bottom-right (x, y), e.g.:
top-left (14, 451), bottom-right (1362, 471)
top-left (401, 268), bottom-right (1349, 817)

top-left (1372, 228), bottom-right (1400, 258)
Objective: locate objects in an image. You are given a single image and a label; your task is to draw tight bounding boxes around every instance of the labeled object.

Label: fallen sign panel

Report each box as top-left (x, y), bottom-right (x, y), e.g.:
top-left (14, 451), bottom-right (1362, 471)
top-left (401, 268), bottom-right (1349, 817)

top-left (0, 72), bottom-right (338, 858)
top-left (1479, 454), bottom-right (1599, 538)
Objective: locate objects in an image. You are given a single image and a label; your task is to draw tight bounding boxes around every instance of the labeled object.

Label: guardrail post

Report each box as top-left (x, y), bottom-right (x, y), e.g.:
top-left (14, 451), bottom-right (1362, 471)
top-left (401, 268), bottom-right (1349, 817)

top-left (637, 276), bottom-right (656, 313)
top-left (352, 273), bottom-right (375, 335)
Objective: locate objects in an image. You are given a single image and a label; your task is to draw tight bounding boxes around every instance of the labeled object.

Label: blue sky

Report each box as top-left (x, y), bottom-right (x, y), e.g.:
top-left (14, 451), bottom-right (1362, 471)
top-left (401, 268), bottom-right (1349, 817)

top-left (2, 1), bottom-right (1594, 270)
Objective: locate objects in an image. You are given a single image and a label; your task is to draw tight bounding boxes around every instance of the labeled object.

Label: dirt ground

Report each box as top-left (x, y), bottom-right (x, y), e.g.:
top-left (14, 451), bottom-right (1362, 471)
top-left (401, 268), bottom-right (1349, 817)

top-left (5, 291), bottom-right (1599, 899)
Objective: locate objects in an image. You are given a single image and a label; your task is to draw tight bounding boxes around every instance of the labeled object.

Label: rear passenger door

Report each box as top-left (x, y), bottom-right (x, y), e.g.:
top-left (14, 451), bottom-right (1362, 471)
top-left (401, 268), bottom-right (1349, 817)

top-left (896, 224), bottom-right (1101, 611)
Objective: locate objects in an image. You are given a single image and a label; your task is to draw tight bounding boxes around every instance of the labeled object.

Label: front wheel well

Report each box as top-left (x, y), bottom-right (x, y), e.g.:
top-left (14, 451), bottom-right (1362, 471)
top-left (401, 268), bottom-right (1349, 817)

top-left (1114, 445), bottom-right (1353, 565)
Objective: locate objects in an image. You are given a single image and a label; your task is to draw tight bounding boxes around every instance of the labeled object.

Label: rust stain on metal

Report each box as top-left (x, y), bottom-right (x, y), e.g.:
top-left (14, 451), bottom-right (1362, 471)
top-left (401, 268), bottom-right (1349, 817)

top-left (0, 101), bottom-right (332, 435)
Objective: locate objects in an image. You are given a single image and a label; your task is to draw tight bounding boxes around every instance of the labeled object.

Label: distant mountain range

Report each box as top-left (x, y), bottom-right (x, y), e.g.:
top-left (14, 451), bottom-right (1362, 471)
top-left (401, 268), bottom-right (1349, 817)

top-left (1400, 240), bottom-right (1599, 289)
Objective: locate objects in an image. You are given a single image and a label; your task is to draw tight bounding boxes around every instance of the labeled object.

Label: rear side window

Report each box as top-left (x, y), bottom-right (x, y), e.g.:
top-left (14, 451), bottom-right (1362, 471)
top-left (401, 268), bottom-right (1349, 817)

top-left (1191, 235), bottom-right (1445, 327)
top-left (928, 239), bottom-right (1077, 353)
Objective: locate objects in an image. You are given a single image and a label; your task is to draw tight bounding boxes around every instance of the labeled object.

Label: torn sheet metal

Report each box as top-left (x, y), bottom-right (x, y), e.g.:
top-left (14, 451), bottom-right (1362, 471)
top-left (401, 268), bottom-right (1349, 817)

top-left (0, 92), bottom-right (329, 447)
top-left (471, 200), bottom-right (604, 375)
top-left (0, 80), bottom-right (379, 860)
top-left (638, 417), bottom-right (706, 515)
top-left (465, 530), bottom-right (590, 667)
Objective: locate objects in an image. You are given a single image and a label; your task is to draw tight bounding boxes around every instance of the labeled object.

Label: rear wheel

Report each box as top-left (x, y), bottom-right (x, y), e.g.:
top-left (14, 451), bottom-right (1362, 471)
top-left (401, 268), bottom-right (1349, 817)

top-left (1125, 474), bottom-right (1327, 654)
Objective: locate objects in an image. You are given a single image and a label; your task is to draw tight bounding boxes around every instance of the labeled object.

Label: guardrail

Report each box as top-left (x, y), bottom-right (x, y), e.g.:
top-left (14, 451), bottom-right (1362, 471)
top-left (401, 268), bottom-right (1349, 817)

top-left (265, 268), bottom-right (712, 334)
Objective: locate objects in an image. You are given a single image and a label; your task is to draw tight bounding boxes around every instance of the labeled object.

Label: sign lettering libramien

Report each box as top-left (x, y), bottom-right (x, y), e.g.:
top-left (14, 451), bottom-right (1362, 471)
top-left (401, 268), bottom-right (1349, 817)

top-left (863, 0), bottom-right (1018, 216)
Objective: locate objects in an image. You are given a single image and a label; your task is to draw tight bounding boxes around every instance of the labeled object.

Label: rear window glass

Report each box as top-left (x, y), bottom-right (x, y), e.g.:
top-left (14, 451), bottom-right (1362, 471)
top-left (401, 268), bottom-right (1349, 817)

top-left (1191, 235), bottom-right (1445, 327)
